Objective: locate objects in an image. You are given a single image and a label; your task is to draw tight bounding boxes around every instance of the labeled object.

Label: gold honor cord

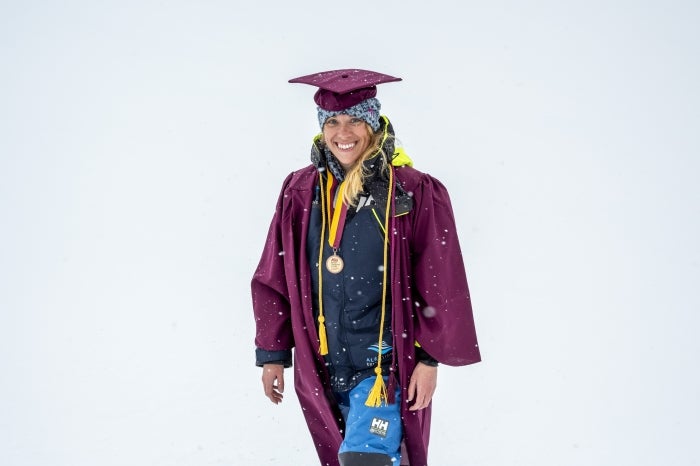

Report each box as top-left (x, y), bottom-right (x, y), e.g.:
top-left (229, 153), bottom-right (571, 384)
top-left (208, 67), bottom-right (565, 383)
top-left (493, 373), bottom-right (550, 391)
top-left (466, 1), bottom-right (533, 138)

top-left (315, 161), bottom-right (396, 405)
top-left (317, 171), bottom-right (329, 355)
top-left (365, 164), bottom-right (394, 408)
top-left (316, 170), bottom-right (350, 355)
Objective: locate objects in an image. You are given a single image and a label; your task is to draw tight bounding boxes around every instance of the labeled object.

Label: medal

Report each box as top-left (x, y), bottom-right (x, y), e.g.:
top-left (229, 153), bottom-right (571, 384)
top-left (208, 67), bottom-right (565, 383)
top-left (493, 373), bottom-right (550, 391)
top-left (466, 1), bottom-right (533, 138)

top-left (325, 253), bottom-right (344, 274)
top-left (323, 175), bottom-right (349, 275)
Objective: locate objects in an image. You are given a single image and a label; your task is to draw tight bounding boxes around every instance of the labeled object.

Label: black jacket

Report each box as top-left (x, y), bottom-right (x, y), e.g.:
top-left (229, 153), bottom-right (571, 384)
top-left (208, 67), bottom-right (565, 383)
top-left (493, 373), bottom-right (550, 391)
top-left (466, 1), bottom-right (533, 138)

top-left (307, 184), bottom-right (393, 392)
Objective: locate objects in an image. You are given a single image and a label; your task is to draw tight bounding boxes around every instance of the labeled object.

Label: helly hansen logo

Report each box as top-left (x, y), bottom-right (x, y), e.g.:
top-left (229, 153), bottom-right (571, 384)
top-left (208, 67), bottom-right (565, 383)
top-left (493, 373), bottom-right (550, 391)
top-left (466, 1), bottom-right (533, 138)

top-left (369, 417), bottom-right (389, 437)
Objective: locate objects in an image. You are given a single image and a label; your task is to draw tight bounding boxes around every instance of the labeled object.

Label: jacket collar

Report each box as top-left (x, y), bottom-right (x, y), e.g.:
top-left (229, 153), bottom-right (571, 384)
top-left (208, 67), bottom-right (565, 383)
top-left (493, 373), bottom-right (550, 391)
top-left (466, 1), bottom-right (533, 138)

top-left (309, 116), bottom-right (412, 216)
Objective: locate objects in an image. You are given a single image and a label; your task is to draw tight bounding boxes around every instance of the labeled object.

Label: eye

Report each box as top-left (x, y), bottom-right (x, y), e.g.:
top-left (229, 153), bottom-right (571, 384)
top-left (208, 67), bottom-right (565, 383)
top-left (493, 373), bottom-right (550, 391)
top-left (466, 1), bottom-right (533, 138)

top-left (349, 118), bottom-right (363, 126)
top-left (325, 118), bottom-right (339, 127)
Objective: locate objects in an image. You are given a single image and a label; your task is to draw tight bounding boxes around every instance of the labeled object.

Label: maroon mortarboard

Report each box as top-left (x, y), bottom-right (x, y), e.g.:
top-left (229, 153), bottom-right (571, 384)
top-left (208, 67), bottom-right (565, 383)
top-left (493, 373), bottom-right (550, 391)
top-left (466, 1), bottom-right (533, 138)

top-left (289, 69), bottom-right (402, 111)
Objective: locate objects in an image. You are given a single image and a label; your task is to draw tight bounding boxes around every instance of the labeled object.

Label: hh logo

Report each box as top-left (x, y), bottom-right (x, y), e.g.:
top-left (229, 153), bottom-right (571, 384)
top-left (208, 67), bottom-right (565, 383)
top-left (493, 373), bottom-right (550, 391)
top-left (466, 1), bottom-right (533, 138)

top-left (369, 417), bottom-right (389, 437)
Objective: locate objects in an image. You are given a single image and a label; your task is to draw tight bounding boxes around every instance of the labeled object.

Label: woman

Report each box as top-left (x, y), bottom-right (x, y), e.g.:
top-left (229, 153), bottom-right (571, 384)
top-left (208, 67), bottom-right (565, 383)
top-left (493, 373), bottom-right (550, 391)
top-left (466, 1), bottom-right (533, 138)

top-left (251, 69), bottom-right (480, 466)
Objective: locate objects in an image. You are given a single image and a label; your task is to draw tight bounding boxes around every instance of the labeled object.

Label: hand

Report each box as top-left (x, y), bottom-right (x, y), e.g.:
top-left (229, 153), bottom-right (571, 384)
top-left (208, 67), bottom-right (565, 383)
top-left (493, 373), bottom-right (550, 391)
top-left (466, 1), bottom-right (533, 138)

top-left (262, 364), bottom-right (285, 404)
top-left (407, 362), bottom-right (437, 411)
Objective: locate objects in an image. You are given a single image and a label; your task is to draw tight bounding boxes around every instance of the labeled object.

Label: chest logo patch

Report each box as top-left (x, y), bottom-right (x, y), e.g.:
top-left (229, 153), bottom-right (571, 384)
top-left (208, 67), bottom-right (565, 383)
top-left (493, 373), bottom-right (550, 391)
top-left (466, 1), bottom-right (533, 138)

top-left (367, 341), bottom-right (392, 355)
top-left (355, 194), bottom-right (375, 211)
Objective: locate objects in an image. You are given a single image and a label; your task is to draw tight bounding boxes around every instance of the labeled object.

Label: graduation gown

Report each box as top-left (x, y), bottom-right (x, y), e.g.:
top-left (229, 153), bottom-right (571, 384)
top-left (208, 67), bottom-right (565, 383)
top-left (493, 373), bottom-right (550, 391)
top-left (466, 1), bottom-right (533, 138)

top-left (252, 162), bottom-right (480, 466)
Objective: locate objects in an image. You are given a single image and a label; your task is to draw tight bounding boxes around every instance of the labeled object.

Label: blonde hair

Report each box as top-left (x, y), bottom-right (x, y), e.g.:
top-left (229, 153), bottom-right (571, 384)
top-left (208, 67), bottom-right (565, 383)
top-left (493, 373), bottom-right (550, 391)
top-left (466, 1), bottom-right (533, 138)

top-left (324, 123), bottom-right (391, 207)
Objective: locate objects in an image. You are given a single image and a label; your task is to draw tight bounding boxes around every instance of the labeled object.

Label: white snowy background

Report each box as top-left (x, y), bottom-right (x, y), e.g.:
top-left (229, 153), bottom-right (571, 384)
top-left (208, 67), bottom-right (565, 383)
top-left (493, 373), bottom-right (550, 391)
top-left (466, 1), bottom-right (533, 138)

top-left (1, 1), bottom-right (698, 465)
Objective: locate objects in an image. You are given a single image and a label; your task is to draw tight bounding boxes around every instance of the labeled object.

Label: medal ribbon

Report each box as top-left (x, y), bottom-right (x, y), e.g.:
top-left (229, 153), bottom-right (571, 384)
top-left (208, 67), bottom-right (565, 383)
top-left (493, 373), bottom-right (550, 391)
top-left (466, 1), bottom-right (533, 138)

top-left (325, 173), bottom-right (349, 250)
top-left (316, 170), bottom-right (349, 356)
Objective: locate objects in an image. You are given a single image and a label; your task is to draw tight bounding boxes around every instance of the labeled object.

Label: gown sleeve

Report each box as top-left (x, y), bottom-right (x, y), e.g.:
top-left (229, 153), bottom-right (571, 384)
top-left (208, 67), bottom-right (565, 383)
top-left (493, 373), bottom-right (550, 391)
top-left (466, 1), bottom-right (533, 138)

top-left (408, 174), bottom-right (481, 366)
top-left (251, 173), bottom-right (295, 367)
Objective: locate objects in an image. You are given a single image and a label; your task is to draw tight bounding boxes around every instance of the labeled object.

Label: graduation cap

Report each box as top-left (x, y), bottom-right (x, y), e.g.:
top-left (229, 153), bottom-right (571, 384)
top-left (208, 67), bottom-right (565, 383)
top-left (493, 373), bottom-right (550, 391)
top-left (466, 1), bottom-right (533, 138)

top-left (289, 69), bottom-right (402, 111)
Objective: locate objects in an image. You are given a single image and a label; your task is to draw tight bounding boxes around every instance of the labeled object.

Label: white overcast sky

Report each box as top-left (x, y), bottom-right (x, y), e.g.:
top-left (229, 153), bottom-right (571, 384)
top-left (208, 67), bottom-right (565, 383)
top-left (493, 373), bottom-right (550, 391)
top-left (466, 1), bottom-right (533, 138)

top-left (1, 1), bottom-right (699, 465)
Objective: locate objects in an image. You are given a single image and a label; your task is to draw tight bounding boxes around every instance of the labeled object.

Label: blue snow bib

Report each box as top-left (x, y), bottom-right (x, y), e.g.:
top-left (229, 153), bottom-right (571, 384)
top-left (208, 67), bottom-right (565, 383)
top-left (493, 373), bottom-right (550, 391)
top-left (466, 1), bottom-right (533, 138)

top-left (335, 377), bottom-right (402, 464)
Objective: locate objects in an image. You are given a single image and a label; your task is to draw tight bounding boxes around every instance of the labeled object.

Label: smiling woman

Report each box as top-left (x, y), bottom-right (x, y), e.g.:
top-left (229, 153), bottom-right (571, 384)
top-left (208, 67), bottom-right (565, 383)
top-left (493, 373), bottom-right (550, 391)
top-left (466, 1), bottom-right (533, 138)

top-left (321, 114), bottom-right (382, 208)
top-left (251, 68), bottom-right (481, 466)
top-left (322, 115), bottom-right (372, 170)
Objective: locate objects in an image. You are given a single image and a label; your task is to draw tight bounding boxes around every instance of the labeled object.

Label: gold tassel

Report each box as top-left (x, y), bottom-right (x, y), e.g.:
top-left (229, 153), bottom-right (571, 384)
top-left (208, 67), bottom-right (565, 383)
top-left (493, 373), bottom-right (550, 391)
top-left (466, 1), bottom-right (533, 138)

top-left (318, 315), bottom-right (329, 356)
top-left (365, 367), bottom-right (388, 407)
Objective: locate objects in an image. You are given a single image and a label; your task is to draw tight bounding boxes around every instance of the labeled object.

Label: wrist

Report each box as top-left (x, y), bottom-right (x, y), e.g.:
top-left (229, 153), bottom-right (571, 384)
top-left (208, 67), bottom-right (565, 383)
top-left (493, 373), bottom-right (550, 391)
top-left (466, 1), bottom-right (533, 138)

top-left (418, 359), bottom-right (439, 368)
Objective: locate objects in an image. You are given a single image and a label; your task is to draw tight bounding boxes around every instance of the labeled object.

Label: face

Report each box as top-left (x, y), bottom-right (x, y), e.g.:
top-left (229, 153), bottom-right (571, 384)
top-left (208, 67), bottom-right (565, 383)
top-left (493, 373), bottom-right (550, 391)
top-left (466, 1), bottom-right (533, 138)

top-left (322, 114), bottom-right (373, 170)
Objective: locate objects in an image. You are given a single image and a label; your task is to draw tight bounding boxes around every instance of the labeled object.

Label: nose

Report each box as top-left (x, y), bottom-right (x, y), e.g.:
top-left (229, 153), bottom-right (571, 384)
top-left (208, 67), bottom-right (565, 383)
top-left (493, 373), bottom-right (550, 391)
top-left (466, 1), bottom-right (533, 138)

top-left (337, 122), bottom-right (353, 134)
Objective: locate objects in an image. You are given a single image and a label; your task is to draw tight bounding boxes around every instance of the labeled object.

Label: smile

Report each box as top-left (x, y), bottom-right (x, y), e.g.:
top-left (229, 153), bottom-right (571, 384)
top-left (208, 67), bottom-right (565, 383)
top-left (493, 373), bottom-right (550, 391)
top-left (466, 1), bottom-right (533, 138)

top-left (335, 142), bottom-right (356, 150)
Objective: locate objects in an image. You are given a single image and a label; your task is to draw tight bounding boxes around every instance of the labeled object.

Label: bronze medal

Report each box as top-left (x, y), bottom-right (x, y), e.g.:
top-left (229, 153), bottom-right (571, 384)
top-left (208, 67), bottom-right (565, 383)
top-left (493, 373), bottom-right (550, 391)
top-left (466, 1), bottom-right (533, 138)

top-left (325, 254), bottom-right (344, 274)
